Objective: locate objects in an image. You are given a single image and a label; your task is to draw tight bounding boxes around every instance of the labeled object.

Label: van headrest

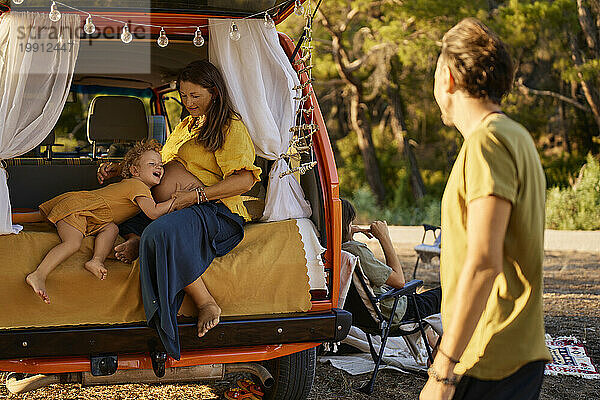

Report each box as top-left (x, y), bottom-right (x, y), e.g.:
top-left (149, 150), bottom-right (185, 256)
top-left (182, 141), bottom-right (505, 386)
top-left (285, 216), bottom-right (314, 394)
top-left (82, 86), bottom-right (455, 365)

top-left (87, 96), bottom-right (148, 143)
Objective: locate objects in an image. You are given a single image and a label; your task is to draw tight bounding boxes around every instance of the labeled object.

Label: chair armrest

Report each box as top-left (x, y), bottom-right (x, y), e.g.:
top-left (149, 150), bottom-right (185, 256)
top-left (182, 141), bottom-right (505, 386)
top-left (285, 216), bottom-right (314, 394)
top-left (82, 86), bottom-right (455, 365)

top-left (423, 224), bottom-right (440, 232)
top-left (376, 279), bottom-right (423, 302)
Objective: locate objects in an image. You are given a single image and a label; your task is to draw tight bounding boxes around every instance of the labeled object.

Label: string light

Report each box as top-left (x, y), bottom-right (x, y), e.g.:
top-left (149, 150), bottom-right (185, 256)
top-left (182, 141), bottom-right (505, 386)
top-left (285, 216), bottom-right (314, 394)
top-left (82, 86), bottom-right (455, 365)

top-left (229, 21), bottom-right (241, 41)
top-left (121, 23), bottom-right (132, 43)
top-left (157, 27), bottom-right (168, 47)
top-left (264, 11), bottom-right (275, 29)
top-left (17, 0), bottom-right (297, 47)
top-left (193, 27), bottom-right (205, 47)
top-left (84, 14), bottom-right (95, 35)
top-left (294, 0), bottom-right (304, 16)
top-left (49, 1), bottom-right (61, 22)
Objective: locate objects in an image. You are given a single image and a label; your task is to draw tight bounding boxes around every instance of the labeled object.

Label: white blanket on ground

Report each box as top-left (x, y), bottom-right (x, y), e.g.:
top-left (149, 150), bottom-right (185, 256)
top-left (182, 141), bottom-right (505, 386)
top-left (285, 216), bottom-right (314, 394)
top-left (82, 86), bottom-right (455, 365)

top-left (320, 314), bottom-right (443, 375)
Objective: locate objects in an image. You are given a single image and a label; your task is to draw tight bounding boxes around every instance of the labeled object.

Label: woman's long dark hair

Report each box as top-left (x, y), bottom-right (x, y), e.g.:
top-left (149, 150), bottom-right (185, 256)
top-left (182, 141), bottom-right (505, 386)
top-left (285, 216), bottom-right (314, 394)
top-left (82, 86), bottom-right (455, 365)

top-left (178, 60), bottom-right (240, 152)
top-left (341, 198), bottom-right (356, 243)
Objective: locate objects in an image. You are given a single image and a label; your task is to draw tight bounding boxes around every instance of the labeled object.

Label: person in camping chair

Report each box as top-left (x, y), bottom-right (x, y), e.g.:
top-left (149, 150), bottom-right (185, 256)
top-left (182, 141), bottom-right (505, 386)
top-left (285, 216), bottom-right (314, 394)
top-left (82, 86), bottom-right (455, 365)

top-left (341, 198), bottom-right (442, 333)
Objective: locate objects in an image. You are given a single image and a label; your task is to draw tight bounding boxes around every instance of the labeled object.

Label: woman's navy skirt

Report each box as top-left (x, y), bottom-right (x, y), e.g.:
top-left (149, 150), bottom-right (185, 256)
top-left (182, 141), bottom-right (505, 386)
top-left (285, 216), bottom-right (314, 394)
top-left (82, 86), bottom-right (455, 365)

top-left (137, 202), bottom-right (244, 359)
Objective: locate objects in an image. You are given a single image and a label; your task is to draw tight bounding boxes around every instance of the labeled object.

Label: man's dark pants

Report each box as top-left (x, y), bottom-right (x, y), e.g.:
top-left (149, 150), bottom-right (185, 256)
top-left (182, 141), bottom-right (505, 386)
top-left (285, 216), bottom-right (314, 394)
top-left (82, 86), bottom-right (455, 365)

top-left (452, 360), bottom-right (546, 400)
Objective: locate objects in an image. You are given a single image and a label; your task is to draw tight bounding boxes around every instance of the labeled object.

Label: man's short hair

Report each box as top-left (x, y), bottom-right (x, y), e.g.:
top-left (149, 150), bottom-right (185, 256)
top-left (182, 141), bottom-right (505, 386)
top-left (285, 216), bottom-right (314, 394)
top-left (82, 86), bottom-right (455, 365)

top-left (441, 18), bottom-right (515, 104)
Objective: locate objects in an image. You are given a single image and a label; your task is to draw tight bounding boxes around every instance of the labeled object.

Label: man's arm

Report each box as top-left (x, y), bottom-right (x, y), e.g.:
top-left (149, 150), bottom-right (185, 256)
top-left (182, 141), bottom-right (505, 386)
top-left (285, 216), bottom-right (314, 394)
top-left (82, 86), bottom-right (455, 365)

top-left (420, 195), bottom-right (511, 399)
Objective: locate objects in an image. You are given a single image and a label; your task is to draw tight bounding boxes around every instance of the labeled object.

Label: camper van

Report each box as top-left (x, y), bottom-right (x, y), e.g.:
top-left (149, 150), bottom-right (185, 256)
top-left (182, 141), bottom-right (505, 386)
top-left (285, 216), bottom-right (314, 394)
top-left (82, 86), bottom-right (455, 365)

top-left (0, 1), bottom-right (350, 399)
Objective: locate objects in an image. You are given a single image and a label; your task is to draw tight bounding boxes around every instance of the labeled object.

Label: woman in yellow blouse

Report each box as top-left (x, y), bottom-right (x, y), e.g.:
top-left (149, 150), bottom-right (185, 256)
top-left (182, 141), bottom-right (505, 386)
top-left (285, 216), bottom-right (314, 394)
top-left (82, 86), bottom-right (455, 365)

top-left (98, 60), bottom-right (261, 359)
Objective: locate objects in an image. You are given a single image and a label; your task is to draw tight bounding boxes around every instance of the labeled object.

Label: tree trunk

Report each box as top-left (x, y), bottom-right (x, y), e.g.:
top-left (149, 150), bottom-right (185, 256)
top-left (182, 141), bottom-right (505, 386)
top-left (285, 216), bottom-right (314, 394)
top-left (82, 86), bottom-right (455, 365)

top-left (348, 87), bottom-right (386, 204)
top-left (558, 96), bottom-right (572, 153)
top-left (577, 0), bottom-right (600, 52)
top-left (322, 14), bottom-right (387, 205)
top-left (387, 87), bottom-right (426, 200)
top-left (569, 35), bottom-right (600, 136)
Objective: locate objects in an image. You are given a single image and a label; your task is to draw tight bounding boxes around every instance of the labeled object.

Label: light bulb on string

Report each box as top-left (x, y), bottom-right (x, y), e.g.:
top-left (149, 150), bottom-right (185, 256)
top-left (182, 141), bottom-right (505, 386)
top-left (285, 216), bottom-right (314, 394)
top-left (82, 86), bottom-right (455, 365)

top-left (157, 27), bottom-right (169, 47)
top-left (263, 12), bottom-right (275, 29)
top-left (12, 0), bottom-right (24, 4)
top-left (193, 27), bottom-right (205, 47)
top-left (294, 0), bottom-right (304, 16)
top-left (49, 1), bottom-right (61, 22)
top-left (121, 24), bottom-right (133, 44)
top-left (229, 21), bottom-right (241, 41)
top-left (84, 14), bottom-right (95, 35)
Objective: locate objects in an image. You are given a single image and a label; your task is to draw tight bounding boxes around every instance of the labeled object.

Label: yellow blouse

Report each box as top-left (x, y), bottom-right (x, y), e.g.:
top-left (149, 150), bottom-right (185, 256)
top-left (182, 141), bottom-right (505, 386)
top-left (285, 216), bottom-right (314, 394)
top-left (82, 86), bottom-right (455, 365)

top-left (161, 116), bottom-right (262, 221)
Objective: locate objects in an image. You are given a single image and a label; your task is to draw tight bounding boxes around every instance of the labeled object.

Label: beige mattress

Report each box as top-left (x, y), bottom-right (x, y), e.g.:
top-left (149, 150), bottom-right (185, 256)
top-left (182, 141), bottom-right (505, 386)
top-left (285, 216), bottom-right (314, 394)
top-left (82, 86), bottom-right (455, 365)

top-left (0, 219), bottom-right (313, 329)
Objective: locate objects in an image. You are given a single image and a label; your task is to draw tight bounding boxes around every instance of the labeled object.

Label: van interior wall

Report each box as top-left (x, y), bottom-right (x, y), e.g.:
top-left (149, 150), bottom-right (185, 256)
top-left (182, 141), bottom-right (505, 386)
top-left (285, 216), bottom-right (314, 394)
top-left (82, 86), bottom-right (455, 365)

top-left (72, 40), bottom-right (209, 89)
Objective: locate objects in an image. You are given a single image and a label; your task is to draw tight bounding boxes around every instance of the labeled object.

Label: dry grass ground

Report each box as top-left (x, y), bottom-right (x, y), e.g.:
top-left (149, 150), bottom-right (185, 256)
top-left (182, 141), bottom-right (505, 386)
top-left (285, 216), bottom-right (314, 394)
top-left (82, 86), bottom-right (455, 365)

top-left (1, 246), bottom-right (598, 399)
top-left (308, 247), bottom-right (600, 400)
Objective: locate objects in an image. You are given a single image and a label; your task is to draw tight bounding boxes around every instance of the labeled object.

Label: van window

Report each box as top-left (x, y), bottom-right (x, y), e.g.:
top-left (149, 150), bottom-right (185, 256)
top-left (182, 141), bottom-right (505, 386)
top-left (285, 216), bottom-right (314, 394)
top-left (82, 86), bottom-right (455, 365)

top-left (161, 90), bottom-right (183, 133)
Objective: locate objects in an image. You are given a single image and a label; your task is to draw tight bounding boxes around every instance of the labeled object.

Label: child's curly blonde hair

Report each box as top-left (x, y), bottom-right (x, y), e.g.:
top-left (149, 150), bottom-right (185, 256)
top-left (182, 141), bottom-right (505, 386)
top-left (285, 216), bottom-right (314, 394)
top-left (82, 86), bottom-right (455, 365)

top-left (121, 139), bottom-right (163, 178)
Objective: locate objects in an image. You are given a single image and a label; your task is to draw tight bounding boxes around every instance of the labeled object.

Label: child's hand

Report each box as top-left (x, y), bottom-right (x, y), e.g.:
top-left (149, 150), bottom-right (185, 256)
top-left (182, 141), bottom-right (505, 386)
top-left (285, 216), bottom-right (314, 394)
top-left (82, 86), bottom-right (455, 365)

top-left (170, 183), bottom-right (187, 199)
top-left (170, 183), bottom-right (194, 211)
top-left (351, 225), bottom-right (373, 239)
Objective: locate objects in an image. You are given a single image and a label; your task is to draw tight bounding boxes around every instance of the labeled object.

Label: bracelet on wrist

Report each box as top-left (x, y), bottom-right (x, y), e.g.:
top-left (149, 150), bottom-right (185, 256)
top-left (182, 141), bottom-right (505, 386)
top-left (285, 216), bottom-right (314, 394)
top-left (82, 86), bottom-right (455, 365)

top-left (438, 347), bottom-right (461, 364)
top-left (427, 367), bottom-right (460, 386)
top-left (198, 186), bottom-right (208, 203)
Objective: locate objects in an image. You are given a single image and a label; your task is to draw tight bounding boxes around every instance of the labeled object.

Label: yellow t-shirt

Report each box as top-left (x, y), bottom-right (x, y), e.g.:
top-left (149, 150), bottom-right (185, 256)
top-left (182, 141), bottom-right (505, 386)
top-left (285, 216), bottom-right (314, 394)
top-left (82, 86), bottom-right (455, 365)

top-left (441, 113), bottom-right (551, 380)
top-left (161, 116), bottom-right (262, 222)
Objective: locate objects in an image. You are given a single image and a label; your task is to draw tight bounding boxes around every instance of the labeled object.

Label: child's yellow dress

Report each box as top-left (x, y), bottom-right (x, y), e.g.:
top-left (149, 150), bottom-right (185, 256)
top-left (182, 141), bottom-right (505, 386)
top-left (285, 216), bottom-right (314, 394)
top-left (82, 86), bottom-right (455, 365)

top-left (39, 178), bottom-right (152, 236)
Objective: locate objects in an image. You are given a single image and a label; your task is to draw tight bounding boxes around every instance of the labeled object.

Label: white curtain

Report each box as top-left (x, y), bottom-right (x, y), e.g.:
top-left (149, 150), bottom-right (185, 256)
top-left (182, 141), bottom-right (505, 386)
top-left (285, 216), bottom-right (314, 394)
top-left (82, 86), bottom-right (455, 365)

top-left (0, 12), bottom-right (80, 234)
top-left (209, 18), bottom-right (311, 222)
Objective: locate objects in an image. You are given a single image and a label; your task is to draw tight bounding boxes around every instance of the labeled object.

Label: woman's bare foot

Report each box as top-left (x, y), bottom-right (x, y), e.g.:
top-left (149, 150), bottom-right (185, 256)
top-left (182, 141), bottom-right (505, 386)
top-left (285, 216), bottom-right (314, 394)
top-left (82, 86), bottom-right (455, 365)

top-left (26, 272), bottom-right (50, 304)
top-left (196, 302), bottom-right (221, 337)
top-left (114, 236), bottom-right (140, 263)
top-left (84, 259), bottom-right (108, 280)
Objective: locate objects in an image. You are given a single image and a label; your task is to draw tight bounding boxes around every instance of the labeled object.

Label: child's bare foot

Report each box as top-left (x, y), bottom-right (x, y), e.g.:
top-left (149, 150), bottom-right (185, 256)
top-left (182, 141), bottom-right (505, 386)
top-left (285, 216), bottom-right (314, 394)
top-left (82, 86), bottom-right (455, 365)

top-left (26, 272), bottom-right (50, 304)
top-left (84, 259), bottom-right (108, 280)
top-left (196, 302), bottom-right (221, 337)
top-left (114, 236), bottom-right (140, 263)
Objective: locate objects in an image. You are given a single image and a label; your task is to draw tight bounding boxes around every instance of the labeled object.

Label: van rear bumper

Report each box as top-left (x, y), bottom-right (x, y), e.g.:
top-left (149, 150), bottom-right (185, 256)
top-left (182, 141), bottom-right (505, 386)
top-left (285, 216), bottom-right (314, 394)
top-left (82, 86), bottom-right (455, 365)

top-left (0, 309), bottom-right (351, 363)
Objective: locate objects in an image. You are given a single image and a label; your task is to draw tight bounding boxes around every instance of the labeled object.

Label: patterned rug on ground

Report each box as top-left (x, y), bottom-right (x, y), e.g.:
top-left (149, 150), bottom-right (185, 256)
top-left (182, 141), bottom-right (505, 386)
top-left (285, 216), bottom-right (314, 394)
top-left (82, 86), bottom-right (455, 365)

top-left (545, 335), bottom-right (599, 379)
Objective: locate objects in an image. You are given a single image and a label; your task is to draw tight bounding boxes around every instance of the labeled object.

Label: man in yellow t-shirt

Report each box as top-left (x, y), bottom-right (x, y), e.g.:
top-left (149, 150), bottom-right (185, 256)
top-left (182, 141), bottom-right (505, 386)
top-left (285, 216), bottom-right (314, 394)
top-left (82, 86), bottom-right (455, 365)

top-left (420, 18), bottom-right (551, 400)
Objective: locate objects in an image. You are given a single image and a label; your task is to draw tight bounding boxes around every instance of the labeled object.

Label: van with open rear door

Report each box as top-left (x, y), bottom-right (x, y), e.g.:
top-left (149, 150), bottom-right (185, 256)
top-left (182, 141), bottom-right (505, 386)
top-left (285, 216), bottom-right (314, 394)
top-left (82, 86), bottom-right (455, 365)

top-left (0, 1), bottom-right (350, 399)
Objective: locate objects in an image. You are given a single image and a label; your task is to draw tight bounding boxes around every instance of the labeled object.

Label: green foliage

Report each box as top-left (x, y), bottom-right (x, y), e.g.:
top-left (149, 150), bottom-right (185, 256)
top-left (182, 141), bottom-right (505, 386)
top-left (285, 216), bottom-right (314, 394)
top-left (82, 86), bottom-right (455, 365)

top-left (546, 154), bottom-right (600, 230)
top-left (349, 186), bottom-right (441, 226)
top-left (541, 153), bottom-right (588, 188)
top-left (279, 0), bottom-right (599, 228)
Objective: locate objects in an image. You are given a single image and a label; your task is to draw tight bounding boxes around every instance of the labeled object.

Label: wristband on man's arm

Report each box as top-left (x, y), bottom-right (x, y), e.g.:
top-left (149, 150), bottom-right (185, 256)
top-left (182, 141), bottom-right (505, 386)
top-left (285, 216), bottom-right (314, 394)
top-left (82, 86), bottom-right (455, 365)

top-left (427, 367), bottom-right (460, 386)
top-left (438, 347), bottom-right (461, 364)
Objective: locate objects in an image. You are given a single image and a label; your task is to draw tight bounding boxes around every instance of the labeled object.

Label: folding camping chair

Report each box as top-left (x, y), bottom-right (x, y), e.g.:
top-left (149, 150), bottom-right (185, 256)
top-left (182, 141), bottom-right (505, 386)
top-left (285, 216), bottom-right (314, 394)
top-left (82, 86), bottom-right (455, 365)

top-left (412, 224), bottom-right (441, 279)
top-left (343, 261), bottom-right (434, 395)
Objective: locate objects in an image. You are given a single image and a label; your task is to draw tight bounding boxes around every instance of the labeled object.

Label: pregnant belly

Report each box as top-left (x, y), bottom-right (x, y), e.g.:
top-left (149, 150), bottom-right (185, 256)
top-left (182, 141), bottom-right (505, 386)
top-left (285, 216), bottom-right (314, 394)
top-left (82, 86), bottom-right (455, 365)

top-left (152, 161), bottom-right (203, 202)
